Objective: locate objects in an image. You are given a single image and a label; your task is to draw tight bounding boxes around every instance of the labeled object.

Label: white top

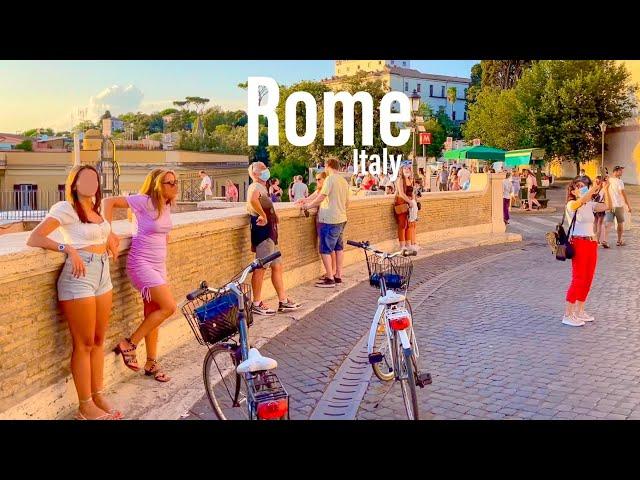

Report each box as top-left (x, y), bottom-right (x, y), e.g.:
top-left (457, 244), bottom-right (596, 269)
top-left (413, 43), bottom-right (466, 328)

top-left (246, 182), bottom-right (269, 217)
top-left (457, 168), bottom-right (471, 186)
top-left (46, 201), bottom-right (111, 248)
top-left (502, 178), bottom-right (513, 199)
top-left (566, 200), bottom-right (595, 237)
top-left (200, 176), bottom-right (213, 196)
top-left (608, 177), bottom-right (625, 208)
top-left (291, 182), bottom-right (309, 202)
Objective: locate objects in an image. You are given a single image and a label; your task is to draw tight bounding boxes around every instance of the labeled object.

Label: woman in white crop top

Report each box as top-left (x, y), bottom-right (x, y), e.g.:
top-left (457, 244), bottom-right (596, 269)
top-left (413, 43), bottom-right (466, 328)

top-left (27, 165), bottom-right (122, 420)
top-left (561, 177), bottom-right (611, 328)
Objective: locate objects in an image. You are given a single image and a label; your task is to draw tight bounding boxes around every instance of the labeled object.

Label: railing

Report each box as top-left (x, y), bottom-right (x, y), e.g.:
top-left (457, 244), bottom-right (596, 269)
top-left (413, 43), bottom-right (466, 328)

top-left (178, 176), bottom-right (205, 202)
top-left (0, 190), bottom-right (66, 222)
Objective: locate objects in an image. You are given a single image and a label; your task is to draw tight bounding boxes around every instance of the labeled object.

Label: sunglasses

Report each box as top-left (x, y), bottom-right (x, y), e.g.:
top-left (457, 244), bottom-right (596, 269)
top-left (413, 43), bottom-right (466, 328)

top-left (162, 180), bottom-right (178, 187)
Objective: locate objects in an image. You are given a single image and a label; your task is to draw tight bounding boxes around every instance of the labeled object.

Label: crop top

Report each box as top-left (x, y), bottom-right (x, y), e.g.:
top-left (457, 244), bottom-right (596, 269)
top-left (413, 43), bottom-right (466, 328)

top-left (46, 201), bottom-right (111, 248)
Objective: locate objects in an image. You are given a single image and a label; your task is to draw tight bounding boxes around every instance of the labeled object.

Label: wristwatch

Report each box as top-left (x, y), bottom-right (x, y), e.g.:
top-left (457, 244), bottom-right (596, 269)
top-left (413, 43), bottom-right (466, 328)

top-left (58, 244), bottom-right (66, 252)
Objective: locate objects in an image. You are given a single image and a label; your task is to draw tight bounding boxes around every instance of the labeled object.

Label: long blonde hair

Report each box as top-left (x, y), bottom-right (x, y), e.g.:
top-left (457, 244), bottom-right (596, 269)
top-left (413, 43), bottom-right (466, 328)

top-left (139, 168), bottom-right (176, 219)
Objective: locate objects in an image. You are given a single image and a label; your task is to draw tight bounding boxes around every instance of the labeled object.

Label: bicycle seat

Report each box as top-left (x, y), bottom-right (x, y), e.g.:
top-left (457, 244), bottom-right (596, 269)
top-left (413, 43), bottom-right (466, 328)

top-left (236, 348), bottom-right (278, 374)
top-left (378, 290), bottom-right (405, 305)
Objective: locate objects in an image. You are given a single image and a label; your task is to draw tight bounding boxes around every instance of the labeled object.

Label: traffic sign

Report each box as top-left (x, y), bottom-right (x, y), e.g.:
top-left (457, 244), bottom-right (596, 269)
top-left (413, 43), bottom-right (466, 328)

top-left (419, 132), bottom-right (432, 145)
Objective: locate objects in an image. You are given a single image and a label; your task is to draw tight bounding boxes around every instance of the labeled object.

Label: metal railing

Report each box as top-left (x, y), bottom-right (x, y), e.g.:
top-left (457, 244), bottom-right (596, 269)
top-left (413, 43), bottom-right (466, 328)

top-left (0, 190), bottom-right (64, 222)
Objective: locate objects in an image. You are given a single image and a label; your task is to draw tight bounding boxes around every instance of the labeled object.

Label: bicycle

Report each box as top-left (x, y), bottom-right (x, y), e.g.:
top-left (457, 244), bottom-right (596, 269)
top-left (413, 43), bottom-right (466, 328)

top-left (347, 240), bottom-right (432, 420)
top-left (179, 251), bottom-right (289, 420)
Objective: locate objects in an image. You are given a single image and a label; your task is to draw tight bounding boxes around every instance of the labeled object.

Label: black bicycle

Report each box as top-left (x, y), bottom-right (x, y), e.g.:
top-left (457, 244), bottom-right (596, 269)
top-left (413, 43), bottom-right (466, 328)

top-left (180, 252), bottom-right (289, 420)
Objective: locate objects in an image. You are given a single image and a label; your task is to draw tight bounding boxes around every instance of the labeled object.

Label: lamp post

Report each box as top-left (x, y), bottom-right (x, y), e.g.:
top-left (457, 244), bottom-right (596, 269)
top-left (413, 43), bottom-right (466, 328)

top-left (599, 121), bottom-right (606, 175)
top-left (409, 89), bottom-right (421, 164)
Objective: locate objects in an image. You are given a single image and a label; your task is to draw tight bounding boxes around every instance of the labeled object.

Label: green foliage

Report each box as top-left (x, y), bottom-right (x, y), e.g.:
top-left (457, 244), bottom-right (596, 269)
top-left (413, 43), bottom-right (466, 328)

top-left (177, 125), bottom-right (250, 155)
top-left (16, 139), bottom-right (33, 151)
top-left (23, 128), bottom-right (54, 137)
top-left (269, 157), bottom-right (308, 197)
top-left (481, 60), bottom-right (532, 89)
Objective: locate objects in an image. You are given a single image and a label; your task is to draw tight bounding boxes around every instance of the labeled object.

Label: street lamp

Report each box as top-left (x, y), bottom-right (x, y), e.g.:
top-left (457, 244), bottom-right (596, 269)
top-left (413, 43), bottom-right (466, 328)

top-left (409, 89), bottom-right (421, 163)
top-left (599, 121), bottom-right (606, 175)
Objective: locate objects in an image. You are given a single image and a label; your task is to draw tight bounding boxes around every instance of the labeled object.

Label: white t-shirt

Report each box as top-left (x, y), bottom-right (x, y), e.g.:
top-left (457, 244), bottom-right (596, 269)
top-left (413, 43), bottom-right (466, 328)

top-left (46, 201), bottom-right (111, 249)
top-left (502, 179), bottom-right (514, 199)
top-left (291, 182), bottom-right (309, 202)
top-left (458, 168), bottom-right (471, 185)
top-left (566, 201), bottom-right (596, 237)
top-left (200, 176), bottom-right (213, 196)
top-left (608, 177), bottom-right (625, 208)
top-left (246, 182), bottom-right (269, 217)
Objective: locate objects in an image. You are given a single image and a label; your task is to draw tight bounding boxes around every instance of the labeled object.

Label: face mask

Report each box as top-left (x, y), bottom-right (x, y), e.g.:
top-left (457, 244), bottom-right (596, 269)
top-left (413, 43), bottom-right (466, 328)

top-left (259, 168), bottom-right (270, 181)
top-left (579, 186), bottom-right (589, 196)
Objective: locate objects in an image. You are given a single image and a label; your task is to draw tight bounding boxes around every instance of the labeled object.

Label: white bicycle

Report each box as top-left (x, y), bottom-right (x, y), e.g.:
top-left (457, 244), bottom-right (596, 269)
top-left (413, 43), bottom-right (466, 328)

top-left (347, 240), bottom-right (432, 420)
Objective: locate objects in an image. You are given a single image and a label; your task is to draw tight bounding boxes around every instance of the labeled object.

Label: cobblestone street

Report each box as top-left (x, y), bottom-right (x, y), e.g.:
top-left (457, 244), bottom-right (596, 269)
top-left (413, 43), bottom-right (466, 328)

top-left (186, 183), bottom-right (640, 420)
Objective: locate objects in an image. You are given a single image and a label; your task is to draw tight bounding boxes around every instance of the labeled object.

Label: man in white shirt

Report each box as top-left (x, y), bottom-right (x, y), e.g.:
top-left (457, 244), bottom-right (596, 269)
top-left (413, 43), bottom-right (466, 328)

top-left (458, 164), bottom-right (471, 189)
top-left (502, 171), bottom-right (514, 224)
top-left (199, 170), bottom-right (213, 200)
top-left (290, 175), bottom-right (309, 203)
top-left (606, 165), bottom-right (632, 246)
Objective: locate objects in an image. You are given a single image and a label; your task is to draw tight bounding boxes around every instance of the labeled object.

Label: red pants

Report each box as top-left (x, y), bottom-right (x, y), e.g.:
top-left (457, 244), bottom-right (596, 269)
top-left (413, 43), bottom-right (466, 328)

top-left (566, 238), bottom-right (597, 303)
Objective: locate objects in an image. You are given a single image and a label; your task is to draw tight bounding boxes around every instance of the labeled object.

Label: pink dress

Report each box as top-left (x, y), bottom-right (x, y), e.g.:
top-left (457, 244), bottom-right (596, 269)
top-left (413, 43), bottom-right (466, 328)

top-left (126, 194), bottom-right (172, 302)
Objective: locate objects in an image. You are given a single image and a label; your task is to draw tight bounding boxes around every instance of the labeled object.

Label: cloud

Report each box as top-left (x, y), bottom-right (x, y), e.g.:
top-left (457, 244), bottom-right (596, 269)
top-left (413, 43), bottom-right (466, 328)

top-left (87, 84), bottom-right (144, 119)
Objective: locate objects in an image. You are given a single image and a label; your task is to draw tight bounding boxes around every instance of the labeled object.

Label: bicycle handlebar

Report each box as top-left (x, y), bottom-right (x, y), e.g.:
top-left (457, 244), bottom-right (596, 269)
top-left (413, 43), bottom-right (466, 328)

top-left (347, 239), bottom-right (417, 258)
top-left (185, 251), bottom-right (282, 301)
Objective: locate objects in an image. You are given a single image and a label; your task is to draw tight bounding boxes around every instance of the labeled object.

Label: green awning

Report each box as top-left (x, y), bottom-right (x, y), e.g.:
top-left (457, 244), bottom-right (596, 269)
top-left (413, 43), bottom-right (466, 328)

top-left (504, 148), bottom-right (545, 167)
top-left (443, 145), bottom-right (505, 161)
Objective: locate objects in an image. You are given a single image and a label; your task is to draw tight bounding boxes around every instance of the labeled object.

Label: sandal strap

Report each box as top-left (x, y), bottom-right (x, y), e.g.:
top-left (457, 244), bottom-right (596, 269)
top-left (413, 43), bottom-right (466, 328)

top-left (80, 397), bottom-right (93, 404)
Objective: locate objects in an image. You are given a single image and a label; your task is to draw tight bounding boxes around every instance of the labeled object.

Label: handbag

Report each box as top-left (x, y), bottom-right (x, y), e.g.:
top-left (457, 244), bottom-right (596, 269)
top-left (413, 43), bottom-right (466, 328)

top-left (394, 203), bottom-right (409, 215)
top-left (553, 209), bottom-right (577, 261)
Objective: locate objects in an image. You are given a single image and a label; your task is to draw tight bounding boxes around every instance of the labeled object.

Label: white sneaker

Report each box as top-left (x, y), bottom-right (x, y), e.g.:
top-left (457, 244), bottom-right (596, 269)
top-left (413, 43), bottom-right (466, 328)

top-left (562, 314), bottom-right (585, 327)
top-left (410, 244), bottom-right (421, 252)
top-left (576, 312), bottom-right (594, 322)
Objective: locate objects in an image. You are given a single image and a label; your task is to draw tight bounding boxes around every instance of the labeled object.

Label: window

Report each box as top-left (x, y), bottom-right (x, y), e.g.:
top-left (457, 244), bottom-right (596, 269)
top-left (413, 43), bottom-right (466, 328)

top-left (404, 82), bottom-right (408, 92)
top-left (441, 86), bottom-right (445, 97)
top-left (463, 111), bottom-right (467, 121)
top-left (57, 184), bottom-right (65, 201)
top-left (402, 61), bottom-right (407, 66)
top-left (429, 85), bottom-right (433, 96)
top-left (13, 183), bottom-right (38, 210)
top-left (417, 83), bottom-right (421, 92)
top-left (452, 111), bottom-right (456, 121)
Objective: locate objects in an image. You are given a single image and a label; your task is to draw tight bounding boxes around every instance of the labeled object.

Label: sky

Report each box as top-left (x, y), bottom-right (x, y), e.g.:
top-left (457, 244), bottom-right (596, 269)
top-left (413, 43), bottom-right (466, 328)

top-left (0, 60), bottom-right (477, 133)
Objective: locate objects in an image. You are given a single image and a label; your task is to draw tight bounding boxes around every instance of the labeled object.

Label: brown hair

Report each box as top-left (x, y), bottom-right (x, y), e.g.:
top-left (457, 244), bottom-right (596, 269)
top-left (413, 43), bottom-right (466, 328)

top-left (316, 171), bottom-right (327, 181)
top-left (566, 179), bottom-right (584, 202)
top-left (325, 157), bottom-right (340, 170)
top-left (65, 165), bottom-right (102, 223)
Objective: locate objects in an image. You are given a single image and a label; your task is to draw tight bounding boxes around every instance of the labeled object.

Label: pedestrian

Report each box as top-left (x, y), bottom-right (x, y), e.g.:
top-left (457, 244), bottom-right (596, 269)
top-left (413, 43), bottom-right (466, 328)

top-left (225, 180), bottom-right (239, 202)
top-left (104, 168), bottom-right (179, 383)
top-left (393, 160), bottom-right (419, 252)
top-left (269, 177), bottom-right (283, 202)
top-left (511, 170), bottom-right (522, 208)
top-left (245, 161), bottom-right (301, 314)
top-left (502, 171), bottom-right (514, 224)
top-left (450, 169), bottom-right (461, 191)
top-left (361, 172), bottom-right (376, 191)
top-left (199, 170), bottom-right (213, 200)
top-left (290, 175), bottom-right (309, 203)
top-left (457, 163), bottom-right (471, 187)
top-left (27, 165), bottom-right (122, 420)
top-left (525, 169), bottom-right (541, 210)
top-left (579, 168), bottom-right (592, 187)
top-left (592, 176), bottom-right (609, 248)
top-left (305, 171), bottom-right (337, 282)
top-left (605, 165), bottom-right (632, 247)
top-left (298, 157), bottom-right (350, 288)
top-left (562, 178), bottom-right (611, 326)
top-left (438, 165), bottom-right (448, 191)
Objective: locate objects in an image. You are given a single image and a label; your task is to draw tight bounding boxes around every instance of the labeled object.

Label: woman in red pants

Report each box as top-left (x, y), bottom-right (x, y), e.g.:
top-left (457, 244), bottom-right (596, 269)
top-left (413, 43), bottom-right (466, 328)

top-left (562, 178), bottom-right (611, 327)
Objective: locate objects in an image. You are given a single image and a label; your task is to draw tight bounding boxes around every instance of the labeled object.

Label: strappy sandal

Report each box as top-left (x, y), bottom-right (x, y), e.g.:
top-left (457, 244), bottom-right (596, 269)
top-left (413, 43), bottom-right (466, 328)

top-left (74, 397), bottom-right (114, 420)
top-left (92, 390), bottom-right (124, 419)
top-left (114, 338), bottom-right (140, 372)
top-left (617, 240), bottom-right (625, 246)
top-left (144, 358), bottom-right (171, 383)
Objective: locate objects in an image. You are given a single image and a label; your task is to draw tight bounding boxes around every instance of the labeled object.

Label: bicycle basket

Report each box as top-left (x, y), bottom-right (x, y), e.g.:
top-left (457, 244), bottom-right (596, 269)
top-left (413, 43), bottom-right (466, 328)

top-left (366, 253), bottom-right (413, 291)
top-left (182, 283), bottom-right (253, 346)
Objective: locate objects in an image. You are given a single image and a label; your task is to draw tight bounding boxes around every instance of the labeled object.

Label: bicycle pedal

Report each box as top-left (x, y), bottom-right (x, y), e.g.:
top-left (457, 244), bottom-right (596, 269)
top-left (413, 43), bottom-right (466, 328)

top-left (416, 372), bottom-right (432, 388)
top-left (368, 352), bottom-right (384, 364)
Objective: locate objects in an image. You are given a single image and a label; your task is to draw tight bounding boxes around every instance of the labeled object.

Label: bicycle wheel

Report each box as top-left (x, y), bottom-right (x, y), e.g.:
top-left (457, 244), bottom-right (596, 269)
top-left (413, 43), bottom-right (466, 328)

top-left (203, 344), bottom-right (255, 420)
top-left (394, 334), bottom-right (419, 420)
top-left (372, 310), bottom-right (394, 382)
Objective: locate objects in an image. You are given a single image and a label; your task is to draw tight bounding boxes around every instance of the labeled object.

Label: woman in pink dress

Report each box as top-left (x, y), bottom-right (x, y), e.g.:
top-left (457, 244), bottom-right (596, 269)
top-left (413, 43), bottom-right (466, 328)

top-left (225, 180), bottom-right (239, 202)
top-left (103, 168), bottom-right (178, 382)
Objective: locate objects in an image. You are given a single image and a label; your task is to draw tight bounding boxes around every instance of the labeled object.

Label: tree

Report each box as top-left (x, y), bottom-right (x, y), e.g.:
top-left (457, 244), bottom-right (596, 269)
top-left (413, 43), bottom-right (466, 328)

top-left (446, 86), bottom-right (458, 119)
top-left (466, 63), bottom-right (482, 104)
top-left (481, 60), bottom-right (532, 89)
top-left (16, 139), bottom-right (33, 151)
top-left (238, 81), bottom-right (268, 106)
top-left (23, 128), bottom-right (54, 137)
top-left (101, 110), bottom-right (112, 120)
top-left (515, 60), bottom-right (637, 174)
top-left (72, 120), bottom-right (97, 132)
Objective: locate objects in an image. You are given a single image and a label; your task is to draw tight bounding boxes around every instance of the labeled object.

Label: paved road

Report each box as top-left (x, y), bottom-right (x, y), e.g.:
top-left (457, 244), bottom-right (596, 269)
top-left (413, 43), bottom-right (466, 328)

top-left (186, 182), bottom-right (640, 420)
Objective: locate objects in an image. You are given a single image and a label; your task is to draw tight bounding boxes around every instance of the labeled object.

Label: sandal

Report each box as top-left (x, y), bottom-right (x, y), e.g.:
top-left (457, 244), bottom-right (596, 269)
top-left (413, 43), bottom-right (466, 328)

top-left (92, 390), bottom-right (124, 419)
top-left (602, 241), bottom-right (610, 249)
top-left (144, 358), bottom-right (171, 383)
top-left (74, 397), bottom-right (115, 420)
top-left (114, 338), bottom-right (140, 372)
top-left (617, 240), bottom-right (625, 246)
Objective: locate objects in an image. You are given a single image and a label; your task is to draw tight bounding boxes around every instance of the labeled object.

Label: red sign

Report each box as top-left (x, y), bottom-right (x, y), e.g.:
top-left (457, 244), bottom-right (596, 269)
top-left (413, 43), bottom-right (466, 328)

top-left (419, 132), bottom-right (432, 145)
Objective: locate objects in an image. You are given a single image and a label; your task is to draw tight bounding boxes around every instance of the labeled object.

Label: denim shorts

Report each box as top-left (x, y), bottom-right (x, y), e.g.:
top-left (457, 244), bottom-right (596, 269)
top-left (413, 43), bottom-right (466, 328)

top-left (318, 222), bottom-right (346, 255)
top-left (57, 250), bottom-right (113, 301)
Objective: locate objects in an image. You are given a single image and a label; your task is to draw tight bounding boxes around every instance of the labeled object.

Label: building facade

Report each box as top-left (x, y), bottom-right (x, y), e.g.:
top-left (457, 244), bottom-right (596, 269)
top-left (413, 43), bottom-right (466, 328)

top-left (324, 60), bottom-right (471, 122)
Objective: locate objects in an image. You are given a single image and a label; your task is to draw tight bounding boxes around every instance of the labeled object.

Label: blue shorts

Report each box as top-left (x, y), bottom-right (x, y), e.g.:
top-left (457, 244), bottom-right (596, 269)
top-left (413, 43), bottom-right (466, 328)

top-left (318, 222), bottom-right (346, 255)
